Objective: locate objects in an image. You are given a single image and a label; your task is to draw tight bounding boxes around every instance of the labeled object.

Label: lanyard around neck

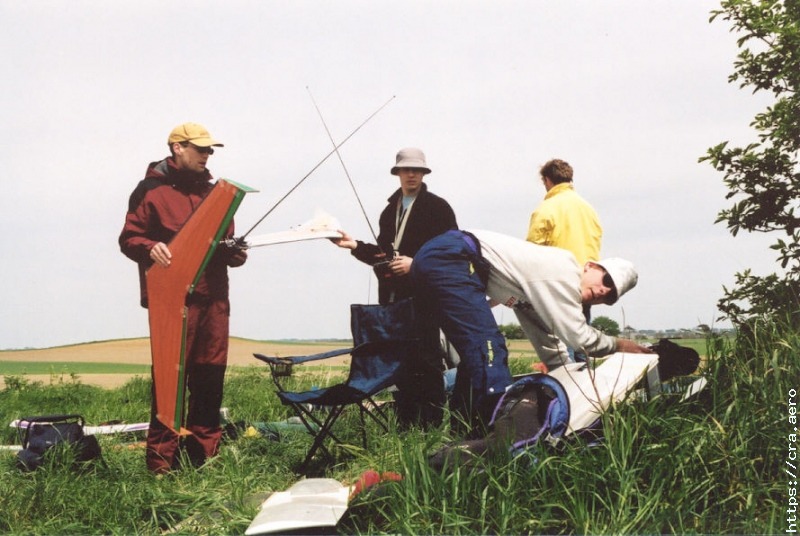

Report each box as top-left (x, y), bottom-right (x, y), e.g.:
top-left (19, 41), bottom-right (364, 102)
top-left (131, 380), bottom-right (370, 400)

top-left (393, 195), bottom-right (416, 251)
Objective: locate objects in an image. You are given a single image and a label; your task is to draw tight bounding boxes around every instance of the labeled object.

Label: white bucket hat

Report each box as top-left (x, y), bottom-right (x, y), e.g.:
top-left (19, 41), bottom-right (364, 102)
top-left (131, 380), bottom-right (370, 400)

top-left (594, 258), bottom-right (638, 305)
top-left (390, 147), bottom-right (431, 175)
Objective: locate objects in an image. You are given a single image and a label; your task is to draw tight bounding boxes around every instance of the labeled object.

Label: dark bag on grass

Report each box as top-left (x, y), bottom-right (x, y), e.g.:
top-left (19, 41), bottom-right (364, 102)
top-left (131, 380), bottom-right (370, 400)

top-left (16, 414), bottom-right (102, 471)
top-left (651, 338), bottom-right (700, 381)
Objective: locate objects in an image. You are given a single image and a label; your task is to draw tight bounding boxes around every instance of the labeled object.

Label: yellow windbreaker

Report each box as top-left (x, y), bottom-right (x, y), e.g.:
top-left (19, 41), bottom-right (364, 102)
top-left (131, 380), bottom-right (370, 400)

top-left (526, 182), bottom-right (602, 266)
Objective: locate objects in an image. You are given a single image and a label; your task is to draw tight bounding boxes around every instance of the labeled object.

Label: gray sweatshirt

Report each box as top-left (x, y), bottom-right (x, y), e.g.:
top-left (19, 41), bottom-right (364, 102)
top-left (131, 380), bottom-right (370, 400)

top-left (471, 230), bottom-right (617, 368)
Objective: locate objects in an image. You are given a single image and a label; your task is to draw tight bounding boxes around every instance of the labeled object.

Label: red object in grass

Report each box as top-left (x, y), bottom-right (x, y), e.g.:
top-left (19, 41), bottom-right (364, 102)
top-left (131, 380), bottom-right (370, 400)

top-left (531, 362), bottom-right (549, 374)
top-left (349, 470), bottom-right (403, 500)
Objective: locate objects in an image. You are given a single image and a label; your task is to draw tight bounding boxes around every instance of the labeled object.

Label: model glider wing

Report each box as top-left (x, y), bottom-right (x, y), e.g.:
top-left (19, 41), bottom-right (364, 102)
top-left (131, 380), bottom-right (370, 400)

top-left (243, 211), bottom-right (342, 248)
top-left (10, 420), bottom-right (149, 436)
top-left (146, 178), bottom-right (256, 434)
top-left (549, 352), bottom-right (660, 435)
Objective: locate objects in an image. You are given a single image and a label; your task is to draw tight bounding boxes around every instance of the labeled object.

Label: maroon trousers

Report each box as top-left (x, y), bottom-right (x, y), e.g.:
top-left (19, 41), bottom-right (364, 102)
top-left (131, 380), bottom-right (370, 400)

top-left (146, 299), bottom-right (230, 474)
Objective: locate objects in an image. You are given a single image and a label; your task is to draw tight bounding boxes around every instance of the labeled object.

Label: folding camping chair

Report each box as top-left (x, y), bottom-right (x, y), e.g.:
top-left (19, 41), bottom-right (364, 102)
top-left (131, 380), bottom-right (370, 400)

top-left (254, 298), bottom-right (417, 472)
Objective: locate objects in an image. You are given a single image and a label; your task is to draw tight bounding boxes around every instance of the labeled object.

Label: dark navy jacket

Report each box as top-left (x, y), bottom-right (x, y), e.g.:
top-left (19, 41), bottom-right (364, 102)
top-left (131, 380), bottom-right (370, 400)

top-left (352, 182), bottom-right (457, 304)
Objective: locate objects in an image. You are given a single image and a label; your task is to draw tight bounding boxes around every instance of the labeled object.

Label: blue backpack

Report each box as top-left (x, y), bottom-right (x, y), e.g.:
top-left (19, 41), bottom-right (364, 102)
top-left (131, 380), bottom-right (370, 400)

top-left (428, 374), bottom-right (571, 470)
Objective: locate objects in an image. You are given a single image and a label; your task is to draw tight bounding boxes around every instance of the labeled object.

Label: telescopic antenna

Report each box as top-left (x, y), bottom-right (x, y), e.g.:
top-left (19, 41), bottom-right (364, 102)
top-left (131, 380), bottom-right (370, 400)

top-left (306, 86), bottom-right (380, 244)
top-left (238, 95), bottom-right (396, 241)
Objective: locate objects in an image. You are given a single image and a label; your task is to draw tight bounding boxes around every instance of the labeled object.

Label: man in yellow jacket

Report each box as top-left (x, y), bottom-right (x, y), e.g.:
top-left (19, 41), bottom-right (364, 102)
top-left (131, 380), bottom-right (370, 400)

top-left (526, 159), bottom-right (602, 267)
top-left (527, 159), bottom-right (603, 365)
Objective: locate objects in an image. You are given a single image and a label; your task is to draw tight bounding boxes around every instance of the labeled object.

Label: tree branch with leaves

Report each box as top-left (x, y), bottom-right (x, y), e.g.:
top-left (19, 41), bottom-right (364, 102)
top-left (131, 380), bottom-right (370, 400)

top-left (701, 0), bottom-right (800, 325)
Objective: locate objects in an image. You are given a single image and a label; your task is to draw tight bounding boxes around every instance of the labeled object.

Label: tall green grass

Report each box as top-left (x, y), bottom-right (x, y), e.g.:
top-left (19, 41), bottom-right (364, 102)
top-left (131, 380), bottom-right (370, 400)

top-left (0, 320), bottom-right (795, 534)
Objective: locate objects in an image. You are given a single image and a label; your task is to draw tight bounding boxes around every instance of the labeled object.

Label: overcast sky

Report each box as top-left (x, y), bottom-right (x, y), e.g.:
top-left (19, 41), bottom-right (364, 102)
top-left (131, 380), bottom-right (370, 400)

top-left (0, 1), bottom-right (780, 349)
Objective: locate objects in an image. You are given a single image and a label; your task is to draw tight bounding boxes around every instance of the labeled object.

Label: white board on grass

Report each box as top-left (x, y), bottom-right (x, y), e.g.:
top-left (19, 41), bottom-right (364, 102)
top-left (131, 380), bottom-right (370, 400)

top-left (245, 478), bottom-right (351, 535)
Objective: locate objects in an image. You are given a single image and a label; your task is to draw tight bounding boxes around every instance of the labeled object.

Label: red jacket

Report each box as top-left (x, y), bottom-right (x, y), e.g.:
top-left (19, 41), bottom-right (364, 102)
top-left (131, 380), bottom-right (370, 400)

top-left (119, 158), bottom-right (239, 307)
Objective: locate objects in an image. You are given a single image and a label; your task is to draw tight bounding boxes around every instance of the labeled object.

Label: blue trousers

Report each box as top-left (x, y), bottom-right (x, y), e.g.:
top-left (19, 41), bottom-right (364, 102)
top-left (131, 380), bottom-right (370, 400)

top-left (412, 230), bottom-right (513, 433)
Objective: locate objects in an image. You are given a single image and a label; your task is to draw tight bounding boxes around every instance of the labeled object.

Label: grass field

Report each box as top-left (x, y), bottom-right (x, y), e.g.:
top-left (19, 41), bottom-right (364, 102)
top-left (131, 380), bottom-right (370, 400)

top-left (0, 325), bottom-right (793, 534)
top-left (0, 362), bottom-right (150, 375)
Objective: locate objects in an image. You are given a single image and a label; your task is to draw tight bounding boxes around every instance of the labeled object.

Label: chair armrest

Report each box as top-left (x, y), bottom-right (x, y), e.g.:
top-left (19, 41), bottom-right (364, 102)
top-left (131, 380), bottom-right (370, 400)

top-left (253, 347), bottom-right (353, 366)
top-left (253, 354), bottom-right (291, 366)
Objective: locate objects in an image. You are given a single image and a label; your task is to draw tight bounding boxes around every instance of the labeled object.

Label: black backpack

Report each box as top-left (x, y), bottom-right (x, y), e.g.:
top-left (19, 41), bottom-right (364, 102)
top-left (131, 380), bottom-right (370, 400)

top-left (651, 338), bottom-right (701, 381)
top-left (16, 414), bottom-right (102, 471)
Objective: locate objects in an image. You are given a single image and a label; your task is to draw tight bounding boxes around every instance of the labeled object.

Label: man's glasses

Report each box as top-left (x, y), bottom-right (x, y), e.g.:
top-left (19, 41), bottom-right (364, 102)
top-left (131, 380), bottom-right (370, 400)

top-left (182, 142), bottom-right (214, 155)
top-left (602, 271), bottom-right (617, 304)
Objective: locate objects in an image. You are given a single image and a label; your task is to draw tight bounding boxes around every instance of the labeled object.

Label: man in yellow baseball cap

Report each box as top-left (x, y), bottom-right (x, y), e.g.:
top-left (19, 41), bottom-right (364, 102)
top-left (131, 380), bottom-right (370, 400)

top-left (167, 122), bottom-right (225, 148)
top-left (120, 121), bottom-right (245, 474)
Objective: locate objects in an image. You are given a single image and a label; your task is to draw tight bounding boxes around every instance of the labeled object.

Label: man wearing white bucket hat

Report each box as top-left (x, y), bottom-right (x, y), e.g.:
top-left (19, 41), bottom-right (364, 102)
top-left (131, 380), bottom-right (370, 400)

top-left (411, 229), bottom-right (651, 433)
top-left (333, 147), bottom-right (458, 428)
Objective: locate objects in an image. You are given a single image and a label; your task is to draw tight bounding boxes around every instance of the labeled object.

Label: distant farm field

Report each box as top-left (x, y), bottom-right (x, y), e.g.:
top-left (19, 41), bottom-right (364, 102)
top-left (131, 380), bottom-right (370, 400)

top-left (0, 336), bottom-right (710, 390)
top-left (0, 362), bottom-right (149, 375)
top-left (0, 337), bottom-right (350, 389)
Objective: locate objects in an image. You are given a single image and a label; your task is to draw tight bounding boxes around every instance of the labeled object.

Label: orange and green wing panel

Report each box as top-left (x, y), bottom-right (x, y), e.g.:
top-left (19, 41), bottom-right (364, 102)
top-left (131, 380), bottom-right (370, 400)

top-left (146, 179), bottom-right (256, 434)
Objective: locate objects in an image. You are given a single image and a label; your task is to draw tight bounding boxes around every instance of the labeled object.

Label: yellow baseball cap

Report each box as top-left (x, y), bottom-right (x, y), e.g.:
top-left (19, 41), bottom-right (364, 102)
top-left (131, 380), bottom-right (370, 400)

top-left (167, 122), bottom-right (224, 148)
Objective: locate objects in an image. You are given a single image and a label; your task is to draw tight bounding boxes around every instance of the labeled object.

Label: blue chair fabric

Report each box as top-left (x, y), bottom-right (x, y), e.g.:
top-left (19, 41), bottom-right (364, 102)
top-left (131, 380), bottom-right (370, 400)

top-left (253, 298), bottom-right (417, 472)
